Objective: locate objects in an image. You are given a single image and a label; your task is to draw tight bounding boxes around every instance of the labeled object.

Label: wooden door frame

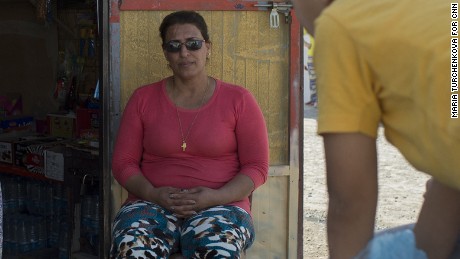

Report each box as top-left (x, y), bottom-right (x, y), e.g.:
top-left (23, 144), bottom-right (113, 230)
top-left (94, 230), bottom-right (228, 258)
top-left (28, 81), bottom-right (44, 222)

top-left (103, 1), bottom-right (304, 258)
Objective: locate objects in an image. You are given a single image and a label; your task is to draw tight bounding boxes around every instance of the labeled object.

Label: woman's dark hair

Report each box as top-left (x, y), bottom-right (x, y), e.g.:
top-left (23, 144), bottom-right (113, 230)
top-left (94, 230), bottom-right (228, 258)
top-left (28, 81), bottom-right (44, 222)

top-left (159, 11), bottom-right (210, 44)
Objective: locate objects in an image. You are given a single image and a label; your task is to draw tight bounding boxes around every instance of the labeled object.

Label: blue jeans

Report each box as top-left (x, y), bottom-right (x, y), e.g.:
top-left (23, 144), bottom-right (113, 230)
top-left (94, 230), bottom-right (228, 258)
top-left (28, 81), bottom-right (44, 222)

top-left (356, 224), bottom-right (460, 259)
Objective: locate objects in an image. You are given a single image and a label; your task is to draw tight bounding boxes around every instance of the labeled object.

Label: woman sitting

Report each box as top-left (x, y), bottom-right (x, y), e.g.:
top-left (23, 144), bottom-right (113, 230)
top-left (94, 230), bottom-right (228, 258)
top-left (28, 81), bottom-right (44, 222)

top-left (110, 10), bottom-right (269, 259)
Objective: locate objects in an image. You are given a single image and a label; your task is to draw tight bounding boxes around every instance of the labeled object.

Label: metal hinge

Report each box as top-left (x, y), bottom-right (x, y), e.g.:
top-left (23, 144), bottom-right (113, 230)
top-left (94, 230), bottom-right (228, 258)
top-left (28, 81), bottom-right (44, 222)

top-left (254, 2), bottom-right (293, 28)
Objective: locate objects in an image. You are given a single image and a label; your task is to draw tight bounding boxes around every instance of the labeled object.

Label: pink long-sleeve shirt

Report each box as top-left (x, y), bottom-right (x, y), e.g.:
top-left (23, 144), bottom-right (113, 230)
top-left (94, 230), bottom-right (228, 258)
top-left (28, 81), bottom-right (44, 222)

top-left (112, 78), bottom-right (269, 214)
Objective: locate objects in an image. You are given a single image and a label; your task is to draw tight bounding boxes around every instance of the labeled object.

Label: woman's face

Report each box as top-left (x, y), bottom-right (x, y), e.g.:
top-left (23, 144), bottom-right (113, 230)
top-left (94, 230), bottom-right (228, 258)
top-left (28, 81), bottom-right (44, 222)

top-left (291, 0), bottom-right (332, 36)
top-left (163, 23), bottom-right (210, 79)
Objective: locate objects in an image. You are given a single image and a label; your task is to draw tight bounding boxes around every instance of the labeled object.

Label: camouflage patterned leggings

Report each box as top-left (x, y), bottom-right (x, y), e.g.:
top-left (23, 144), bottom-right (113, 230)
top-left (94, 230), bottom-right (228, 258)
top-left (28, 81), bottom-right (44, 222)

top-left (110, 200), bottom-right (255, 259)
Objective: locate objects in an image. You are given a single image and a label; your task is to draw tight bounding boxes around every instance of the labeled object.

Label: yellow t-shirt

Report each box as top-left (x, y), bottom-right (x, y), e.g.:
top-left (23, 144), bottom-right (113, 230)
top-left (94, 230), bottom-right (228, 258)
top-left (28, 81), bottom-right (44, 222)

top-left (315, 0), bottom-right (460, 189)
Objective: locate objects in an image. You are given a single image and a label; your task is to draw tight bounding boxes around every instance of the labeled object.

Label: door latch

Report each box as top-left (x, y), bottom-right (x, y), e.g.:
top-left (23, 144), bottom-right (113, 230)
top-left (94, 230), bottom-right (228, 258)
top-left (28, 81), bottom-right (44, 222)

top-left (254, 2), bottom-right (293, 28)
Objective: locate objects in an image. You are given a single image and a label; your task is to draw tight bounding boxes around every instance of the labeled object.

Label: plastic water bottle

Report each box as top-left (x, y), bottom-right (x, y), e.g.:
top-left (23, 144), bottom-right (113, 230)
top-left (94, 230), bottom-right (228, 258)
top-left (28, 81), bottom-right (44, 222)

top-left (37, 216), bottom-right (48, 249)
top-left (17, 216), bottom-right (31, 253)
top-left (47, 215), bottom-right (57, 248)
top-left (6, 177), bottom-right (19, 214)
top-left (38, 183), bottom-right (47, 215)
top-left (3, 216), bottom-right (11, 255)
top-left (17, 179), bottom-right (27, 212)
top-left (49, 215), bottom-right (60, 248)
top-left (80, 194), bottom-right (99, 254)
top-left (88, 195), bottom-right (99, 253)
top-left (44, 183), bottom-right (54, 216)
top-left (53, 184), bottom-right (68, 216)
top-left (10, 216), bottom-right (19, 255)
top-left (80, 195), bottom-right (92, 229)
top-left (28, 215), bottom-right (39, 251)
top-left (58, 221), bottom-right (70, 259)
top-left (1, 177), bottom-right (11, 215)
top-left (27, 181), bottom-right (40, 215)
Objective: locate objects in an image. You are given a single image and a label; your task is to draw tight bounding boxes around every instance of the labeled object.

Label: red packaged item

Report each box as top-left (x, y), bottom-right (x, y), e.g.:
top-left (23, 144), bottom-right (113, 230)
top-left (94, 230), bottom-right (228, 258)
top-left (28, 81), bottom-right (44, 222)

top-left (76, 108), bottom-right (100, 138)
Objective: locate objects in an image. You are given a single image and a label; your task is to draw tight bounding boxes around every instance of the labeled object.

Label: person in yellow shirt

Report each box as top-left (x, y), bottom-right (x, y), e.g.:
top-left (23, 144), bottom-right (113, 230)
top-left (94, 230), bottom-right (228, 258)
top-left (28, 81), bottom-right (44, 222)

top-left (292, 0), bottom-right (460, 258)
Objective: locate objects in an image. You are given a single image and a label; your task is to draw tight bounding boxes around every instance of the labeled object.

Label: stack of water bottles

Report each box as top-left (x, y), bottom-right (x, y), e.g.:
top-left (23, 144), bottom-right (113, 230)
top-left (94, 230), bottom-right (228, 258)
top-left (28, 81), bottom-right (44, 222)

top-left (1, 174), bottom-right (70, 258)
top-left (79, 174), bottom-right (100, 256)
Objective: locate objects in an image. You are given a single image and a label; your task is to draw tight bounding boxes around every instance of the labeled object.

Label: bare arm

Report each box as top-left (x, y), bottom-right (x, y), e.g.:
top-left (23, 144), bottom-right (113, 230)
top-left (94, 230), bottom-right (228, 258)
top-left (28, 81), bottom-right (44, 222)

top-left (123, 173), bottom-right (160, 202)
top-left (216, 173), bottom-right (255, 203)
top-left (323, 133), bottom-right (378, 258)
top-left (414, 179), bottom-right (460, 259)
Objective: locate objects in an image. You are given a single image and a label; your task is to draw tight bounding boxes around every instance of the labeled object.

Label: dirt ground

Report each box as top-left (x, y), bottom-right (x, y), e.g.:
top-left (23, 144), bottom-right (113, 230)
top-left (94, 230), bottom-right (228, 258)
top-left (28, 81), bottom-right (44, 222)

top-left (302, 106), bottom-right (430, 258)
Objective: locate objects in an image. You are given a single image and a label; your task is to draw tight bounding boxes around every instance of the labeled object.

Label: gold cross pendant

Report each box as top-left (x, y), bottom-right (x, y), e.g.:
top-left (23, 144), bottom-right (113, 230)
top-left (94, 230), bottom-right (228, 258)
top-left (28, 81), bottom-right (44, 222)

top-left (181, 141), bottom-right (187, 151)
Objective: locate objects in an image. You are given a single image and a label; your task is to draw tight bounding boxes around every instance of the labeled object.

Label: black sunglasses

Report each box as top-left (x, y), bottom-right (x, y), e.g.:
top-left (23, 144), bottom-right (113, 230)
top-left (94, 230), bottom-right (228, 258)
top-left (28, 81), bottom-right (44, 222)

top-left (163, 39), bottom-right (206, 53)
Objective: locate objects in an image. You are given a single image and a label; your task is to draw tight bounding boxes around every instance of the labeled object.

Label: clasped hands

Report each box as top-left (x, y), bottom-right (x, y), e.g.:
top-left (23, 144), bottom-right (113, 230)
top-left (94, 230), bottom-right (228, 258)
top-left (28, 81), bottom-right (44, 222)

top-left (153, 186), bottom-right (218, 218)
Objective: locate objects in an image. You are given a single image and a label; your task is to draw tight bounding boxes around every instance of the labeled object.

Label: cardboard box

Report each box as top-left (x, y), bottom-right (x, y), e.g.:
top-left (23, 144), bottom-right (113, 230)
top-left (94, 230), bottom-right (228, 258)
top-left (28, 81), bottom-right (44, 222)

top-left (14, 136), bottom-right (66, 174)
top-left (45, 145), bottom-right (99, 181)
top-left (24, 140), bottom-right (66, 174)
top-left (15, 139), bottom-right (44, 168)
top-left (48, 113), bottom-right (76, 138)
top-left (7, 135), bottom-right (47, 166)
top-left (0, 136), bottom-right (21, 164)
top-left (0, 115), bottom-right (34, 134)
top-left (0, 135), bottom-right (38, 164)
top-left (44, 145), bottom-right (69, 181)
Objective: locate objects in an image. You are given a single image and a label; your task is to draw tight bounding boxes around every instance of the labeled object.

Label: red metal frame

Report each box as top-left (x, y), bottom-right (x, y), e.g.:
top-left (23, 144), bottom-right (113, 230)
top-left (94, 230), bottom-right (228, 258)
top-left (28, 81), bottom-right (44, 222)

top-left (119, 0), bottom-right (262, 11)
top-left (111, 0), bottom-right (292, 21)
top-left (110, 0), bottom-right (120, 23)
top-left (0, 164), bottom-right (51, 181)
top-left (288, 13), bottom-right (303, 259)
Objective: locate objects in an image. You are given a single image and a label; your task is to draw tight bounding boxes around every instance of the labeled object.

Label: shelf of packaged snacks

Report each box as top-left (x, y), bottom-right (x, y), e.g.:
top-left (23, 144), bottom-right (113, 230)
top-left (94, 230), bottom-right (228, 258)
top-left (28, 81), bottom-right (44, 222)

top-left (0, 163), bottom-right (53, 181)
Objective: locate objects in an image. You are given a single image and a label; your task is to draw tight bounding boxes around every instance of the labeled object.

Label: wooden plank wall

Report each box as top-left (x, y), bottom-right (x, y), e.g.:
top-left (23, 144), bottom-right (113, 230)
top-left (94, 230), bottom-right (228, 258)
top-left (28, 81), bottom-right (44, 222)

top-left (120, 10), bottom-right (289, 164)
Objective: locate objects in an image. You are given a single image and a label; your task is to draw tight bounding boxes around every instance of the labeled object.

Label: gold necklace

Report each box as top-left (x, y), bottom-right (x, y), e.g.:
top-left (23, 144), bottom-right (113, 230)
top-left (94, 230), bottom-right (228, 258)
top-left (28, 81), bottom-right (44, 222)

top-left (173, 77), bottom-right (210, 151)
